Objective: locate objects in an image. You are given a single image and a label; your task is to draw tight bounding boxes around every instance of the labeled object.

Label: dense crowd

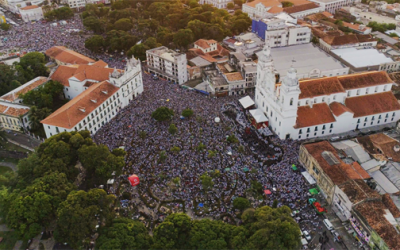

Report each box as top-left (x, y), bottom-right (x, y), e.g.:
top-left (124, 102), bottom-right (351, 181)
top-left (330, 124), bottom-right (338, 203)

top-left (94, 72), bottom-right (324, 235)
top-left (0, 15), bottom-right (126, 68)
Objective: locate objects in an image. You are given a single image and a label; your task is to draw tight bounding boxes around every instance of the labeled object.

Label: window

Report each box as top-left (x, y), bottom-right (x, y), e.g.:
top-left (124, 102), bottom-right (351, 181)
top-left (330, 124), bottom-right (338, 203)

top-left (313, 166), bottom-right (320, 175)
top-left (379, 115), bottom-right (382, 119)
top-left (371, 122), bottom-right (373, 125)
top-left (298, 101), bottom-right (301, 107)
top-left (322, 125), bottom-right (326, 130)
top-left (330, 123), bottom-right (333, 128)
top-left (307, 128), bottom-right (310, 133)
top-left (315, 126), bottom-right (318, 131)
top-left (299, 129), bottom-right (302, 134)
top-left (333, 95), bottom-right (336, 101)
top-left (364, 123), bottom-right (366, 126)
top-left (375, 86), bottom-right (378, 93)
top-left (393, 112), bottom-right (395, 117)
top-left (372, 116), bottom-right (375, 120)
top-left (314, 133), bottom-right (317, 136)
top-left (366, 88), bottom-right (369, 94)
top-left (290, 98), bottom-right (293, 106)
top-left (329, 130), bottom-right (332, 133)
top-left (322, 131), bottom-right (325, 134)
top-left (365, 117), bottom-right (368, 122)
top-left (347, 91), bottom-right (351, 97)
top-left (357, 89), bottom-right (360, 95)
top-left (56, 127), bottom-right (59, 133)
top-left (314, 98), bottom-right (317, 103)
top-left (385, 119), bottom-right (387, 122)
top-left (384, 85), bottom-right (388, 91)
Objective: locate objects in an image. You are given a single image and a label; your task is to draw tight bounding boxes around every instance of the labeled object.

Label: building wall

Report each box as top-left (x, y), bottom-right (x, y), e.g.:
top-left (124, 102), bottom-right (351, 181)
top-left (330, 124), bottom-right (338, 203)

top-left (199, 0), bottom-right (232, 9)
top-left (68, 0), bottom-right (85, 8)
top-left (333, 185), bottom-right (353, 220)
top-left (289, 6), bottom-right (324, 18)
top-left (19, 7), bottom-right (43, 22)
top-left (299, 145), bottom-right (336, 203)
top-left (309, 0), bottom-right (354, 13)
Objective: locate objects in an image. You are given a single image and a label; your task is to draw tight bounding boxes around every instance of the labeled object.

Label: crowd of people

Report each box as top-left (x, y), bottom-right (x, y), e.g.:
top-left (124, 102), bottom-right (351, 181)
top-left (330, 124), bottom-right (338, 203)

top-left (94, 72), bottom-right (325, 236)
top-left (0, 15), bottom-right (126, 68)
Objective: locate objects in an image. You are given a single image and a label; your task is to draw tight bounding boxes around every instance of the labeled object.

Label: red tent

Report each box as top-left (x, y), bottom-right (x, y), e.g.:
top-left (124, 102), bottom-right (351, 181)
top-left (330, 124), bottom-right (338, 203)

top-left (128, 175), bottom-right (140, 186)
top-left (264, 190), bottom-right (271, 195)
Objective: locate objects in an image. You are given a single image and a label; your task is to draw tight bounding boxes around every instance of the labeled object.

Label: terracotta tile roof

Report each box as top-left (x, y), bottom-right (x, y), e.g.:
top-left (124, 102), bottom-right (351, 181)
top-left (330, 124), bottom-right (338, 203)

top-left (83, 81), bottom-right (97, 87)
top-left (190, 43), bottom-right (229, 63)
top-left (295, 103), bottom-right (336, 128)
top-left (0, 102), bottom-right (29, 117)
top-left (281, 0), bottom-right (310, 5)
top-left (50, 64), bottom-right (123, 88)
top-left (339, 179), bottom-right (380, 204)
top-left (225, 72), bottom-right (243, 81)
top-left (369, 133), bottom-right (400, 162)
top-left (284, 3), bottom-right (320, 14)
top-left (217, 64), bottom-right (229, 73)
top-left (329, 102), bottom-right (353, 116)
top-left (268, 6), bottom-right (283, 13)
top-left (194, 39), bottom-right (211, 49)
top-left (92, 60), bottom-right (108, 67)
top-left (303, 141), bottom-right (349, 185)
top-left (41, 81), bottom-right (119, 129)
top-left (322, 34), bottom-right (359, 46)
top-left (244, 0), bottom-right (281, 8)
top-left (20, 5), bottom-right (39, 10)
top-left (45, 46), bottom-right (95, 65)
top-left (357, 34), bottom-right (376, 43)
top-left (0, 76), bottom-right (47, 102)
top-left (321, 11), bottom-right (333, 18)
top-left (338, 71), bottom-right (392, 90)
top-left (345, 92), bottom-right (400, 118)
top-left (338, 162), bottom-right (370, 180)
top-left (299, 77), bottom-right (345, 99)
top-left (354, 200), bottom-right (400, 249)
top-left (224, 38), bottom-right (237, 44)
top-left (382, 193), bottom-right (400, 218)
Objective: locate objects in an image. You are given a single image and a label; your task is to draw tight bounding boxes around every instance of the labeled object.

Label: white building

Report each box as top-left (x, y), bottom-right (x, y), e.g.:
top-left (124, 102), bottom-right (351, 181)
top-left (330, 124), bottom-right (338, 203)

top-left (1, 0), bottom-right (45, 13)
top-left (243, 0), bottom-right (322, 18)
top-left (199, 0), bottom-right (232, 9)
top-left (309, 0), bottom-right (354, 13)
top-left (0, 102), bottom-right (31, 131)
top-left (254, 43), bottom-right (400, 140)
top-left (19, 5), bottom-right (43, 22)
top-left (194, 39), bottom-right (218, 53)
top-left (0, 76), bottom-right (47, 104)
top-left (67, 0), bottom-right (85, 8)
top-left (319, 34), bottom-right (377, 52)
top-left (146, 46), bottom-right (188, 85)
top-left (41, 57), bottom-right (144, 138)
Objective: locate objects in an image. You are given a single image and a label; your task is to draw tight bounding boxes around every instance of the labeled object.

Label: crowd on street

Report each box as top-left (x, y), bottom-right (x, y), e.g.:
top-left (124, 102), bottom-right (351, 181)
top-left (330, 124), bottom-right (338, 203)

top-left (94, 73), bottom-right (326, 237)
top-left (0, 14), bottom-right (126, 68)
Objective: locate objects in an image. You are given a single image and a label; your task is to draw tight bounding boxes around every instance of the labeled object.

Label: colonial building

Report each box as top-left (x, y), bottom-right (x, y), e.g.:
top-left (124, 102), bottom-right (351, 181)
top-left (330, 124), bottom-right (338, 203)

top-left (41, 57), bottom-right (144, 138)
top-left (146, 46), bottom-right (188, 85)
top-left (319, 34), bottom-right (377, 52)
top-left (309, 0), bottom-right (355, 13)
top-left (19, 5), bottom-right (43, 22)
top-left (254, 43), bottom-right (400, 140)
top-left (45, 46), bottom-right (96, 66)
top-left (199, 0), bottom-right (232, 9)
top-left (0, 76), bottom-right (47, 104)
top-left (0, 102), bottom-right (31, 131)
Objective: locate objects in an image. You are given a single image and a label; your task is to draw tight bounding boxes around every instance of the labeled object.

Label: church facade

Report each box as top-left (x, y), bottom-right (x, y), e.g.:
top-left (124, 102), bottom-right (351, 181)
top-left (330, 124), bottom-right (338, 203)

top-left (255, 43), bottom-right (400, 140)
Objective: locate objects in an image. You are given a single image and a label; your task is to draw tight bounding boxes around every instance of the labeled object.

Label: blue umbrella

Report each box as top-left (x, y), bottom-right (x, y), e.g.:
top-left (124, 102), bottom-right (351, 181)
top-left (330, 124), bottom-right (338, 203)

top-left (198, 203), bottom-right (204, 208)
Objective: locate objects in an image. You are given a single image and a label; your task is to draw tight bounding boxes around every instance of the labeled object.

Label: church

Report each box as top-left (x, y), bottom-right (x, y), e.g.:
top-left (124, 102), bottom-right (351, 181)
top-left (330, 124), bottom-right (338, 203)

top-left (254, 42), bottom-right (400, 140)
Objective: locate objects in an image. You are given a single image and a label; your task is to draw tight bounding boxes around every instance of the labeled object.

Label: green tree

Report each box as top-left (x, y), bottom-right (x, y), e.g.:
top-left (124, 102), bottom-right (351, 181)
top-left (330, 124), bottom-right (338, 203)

top-left (6, 172), bottom-right (76, 239)
top-left (159, 150), bottom-right (167, 163)
top-left (153, 213), bottom-right (192, 249)
top-left (207, 150), bottom-right (216, 158)
top-left (281, 1), bottom-right (294, 7)
top-left (127, 43), bottom-right (149, 60)
top-left (227, 134), bottom-right (238, 143)
top-left (173, 28), bottom-right (194, 50)
top-left (83, 16), bottom-right (103, 33)
top-left (105, 30), bottom-right (138, 52)
top-left (234, 0), bottom-right (244, 6)
top-left (181, 108), bottom-right (194, 118)
top-left (151, 106), bottom-right (174, 121)
top-left (188, 219), bottom-right (233, 249)
top-left (0, 23), bottom-right (10, 31)
top-left (272, 199), bottom-right (278, 208)
top-left (21, 80), bottom-right (63, 110)
top-left (26, 106), bottom-right (51, 131)
top-left (45, 6), bottom-right (73, 20)
top-left (227, 2), bottom-right (234, 9)
top-left (78, 144), bottom-right (125, 188)
top-left (18, 52), bottom-right (49, 79)
top-left (200, 173), bottom-right (214, 192)
top-left (196, 142), bottom-right (206, 151)
top-left (85, 35), bottom-right (105, 52)
top-left (233, 197), bottom-right (251, 212)
top-left (171, 146), bottom-right (181, 154)
top-left (96, 218), bottom-right (153, 250)
top-left (311, 36), bottom-right (319, 44)
top-left (54, 189), bottom-right (116, 249)
top-left (144, 37), bottom-right (159, 49)
top-left (168, 123), bottom-right (178, 135)
top-left (114, 18), bottom-right (133, 31)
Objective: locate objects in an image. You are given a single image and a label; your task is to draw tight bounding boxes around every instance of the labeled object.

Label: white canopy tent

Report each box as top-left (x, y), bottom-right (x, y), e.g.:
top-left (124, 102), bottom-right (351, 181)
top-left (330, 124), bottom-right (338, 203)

top-left (239, 96), bottom-right (255, 109)
top-left (301, 171), bottom-right (316, 185)
top-left (249, 109), bottom-right (268, 123)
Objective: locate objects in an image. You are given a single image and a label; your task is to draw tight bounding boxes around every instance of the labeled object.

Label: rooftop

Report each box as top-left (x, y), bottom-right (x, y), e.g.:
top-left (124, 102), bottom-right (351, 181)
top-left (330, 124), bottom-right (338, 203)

top-left (295, 103), bottom-right (336, 128)
top-left (331, 48), bottom-right (393, 68)
top-left (339, 179), bottom-right (380, 205)
top-left (45, 46), bottom-right (95, 65)
top-left (41, 81), bottom-right (119, 129)
top-left (0, 101), bottom-right (29, 118)
top-left (345, 91), bottom-right (400, 118)
top-left (0, 76), bottom-right (47, 102)
top-left (329, 102), bottom-right (354, 117)
top-left (20, 5), bottom-right (39, 10)
top-left (283, 2), bottom-right (320, 14)
top-left (372, 31), bottom-right (398, 45)
top-left (270, 43), bottom-right (347, 78)
top-left (337, 71), bottom-right (392, 90)
top-left (194, 39), bottom-right (217, 50)
top-left (322, 34), bottom-right (376, 46)
top-left (354, 200), bottom-right (400, 249)
top-left (358, 133), bottom-right (400, 162)
top-left (224, 72), bottom-right (244, 82)
top-left (299, 77), bottom-right (345, 99)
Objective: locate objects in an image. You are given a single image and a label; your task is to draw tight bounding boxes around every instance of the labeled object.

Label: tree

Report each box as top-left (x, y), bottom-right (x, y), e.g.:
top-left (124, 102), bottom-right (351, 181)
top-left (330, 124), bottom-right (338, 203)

top-left (168, 123), bottom-right (178, 135)
top-left (85, 35), bottom-right (105, 52)
top-left (188, 219), bottom-right (233, 249)
top-left (207, 150), bottom-right (216, 158)
top-left (127, 43), bottom-right (149, 61)
top-left (27, 106), bottom-right (51, 131)
top-left (151, 107), bottom-right (174, 121)
top-left (173, 28), bottom-right (194, 50)
top-left (159, 150), bottom-right (167, 163)
top-left (233, 0), bottom-right (244, 6)
top-left (244, 206), bottom-right (301, 250)
top-left (45, 6), bottom-right (73, 20)
top-left (200, 173), bottom-right (214, 192)
top-left (0, 23), bottom-right (10, 31)
top-left (227, 134), bottom-right (238, 143)
top-left (114, 18), bottom-right (133, 31)
top-left (181, 108), bottom-right (194, 118)
top-left (227, 2), bottom-right (234, 9)
top-left (233, 197), bottom-right (251, 212)
top-left (196, 142), bottom-right (206, 151)
top-left (144, 37), bottom-right (159, 49)
top-left (96, 218), bottom-right (153, 250)
top-left (18, 52), bottom-right (49, 79)
top-left (54, 189), bottom-right (116, 249)
top-left (105, 30), bottom-right (138, 52)
top-left (281, 1), bottom-right (294, 7)
top-left (78, 144), bottom-right (125, 188)
top-left (153, 213), bottom-right (192, 249)
top-left (83, 16), bottom-right (103, 33)
top-left (21, 80), bottom-right (63, 110)
top-left (0, 64), bottom-right (24, 96)
top-left (231, 19), bottom-right (250, 34)
top-left (311, 36), bottom-right (319, 44)
top-left (6, 172), bottom-right (76, 239)
top-left (272, 199), bottom-right (278, 208)
top-left (171, 146), bottom-right (181, 154)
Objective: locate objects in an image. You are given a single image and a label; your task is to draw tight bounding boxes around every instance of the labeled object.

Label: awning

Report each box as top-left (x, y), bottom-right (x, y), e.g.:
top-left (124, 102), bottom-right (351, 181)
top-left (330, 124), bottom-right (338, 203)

top-left (107, 179), bottom-right (115, 184)
top-left (301, 171), bottom-right (316, 185)
top-left (309, 188), bottom-right (319, 195)
top-left (249, 109), bottom-right (268, 123)
top-left (239, 96), bottom-right (255, 109)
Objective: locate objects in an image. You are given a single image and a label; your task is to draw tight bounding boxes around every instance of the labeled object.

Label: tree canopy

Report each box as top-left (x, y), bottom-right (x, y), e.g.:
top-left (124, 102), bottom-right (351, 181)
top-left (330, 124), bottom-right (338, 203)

top-left (152, 107), bottom-right (174, 121)
top-left (44, 6), bottom-right (74, 21)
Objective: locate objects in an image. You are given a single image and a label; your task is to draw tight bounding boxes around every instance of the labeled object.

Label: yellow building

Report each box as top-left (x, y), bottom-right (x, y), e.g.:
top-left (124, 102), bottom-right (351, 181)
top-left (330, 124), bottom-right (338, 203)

top-left (0, 102), bottom-right (30, 131)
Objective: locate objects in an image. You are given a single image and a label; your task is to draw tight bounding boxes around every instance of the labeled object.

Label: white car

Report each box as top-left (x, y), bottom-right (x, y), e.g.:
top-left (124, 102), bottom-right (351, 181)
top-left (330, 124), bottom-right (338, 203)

top-left (302, 231), bottom-right (311, 241)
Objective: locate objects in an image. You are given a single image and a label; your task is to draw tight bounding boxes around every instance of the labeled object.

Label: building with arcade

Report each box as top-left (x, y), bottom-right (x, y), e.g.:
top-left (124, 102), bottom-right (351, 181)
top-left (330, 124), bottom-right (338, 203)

top-left (254, 42), bottom-right (400, 140)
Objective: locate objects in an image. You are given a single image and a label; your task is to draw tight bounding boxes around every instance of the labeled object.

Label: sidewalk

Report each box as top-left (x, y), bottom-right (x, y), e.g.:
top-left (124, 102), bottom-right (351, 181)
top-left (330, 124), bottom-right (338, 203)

top-left (5, 132), bottom-right (41, 151)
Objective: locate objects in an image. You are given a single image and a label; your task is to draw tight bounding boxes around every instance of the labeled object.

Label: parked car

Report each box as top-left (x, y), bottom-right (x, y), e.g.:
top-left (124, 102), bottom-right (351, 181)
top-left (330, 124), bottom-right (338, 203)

top-left (302, 231), bottom-right (311, 241)
top-left (331, 230), bottom-right (342, 242)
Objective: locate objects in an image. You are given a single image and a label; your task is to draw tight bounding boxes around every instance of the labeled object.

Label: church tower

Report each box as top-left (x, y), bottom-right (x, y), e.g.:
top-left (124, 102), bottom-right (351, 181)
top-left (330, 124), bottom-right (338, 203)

top-left (279, 67), bottom-right (301, 117)
top-left (257, 38), bottom-right (276, 95)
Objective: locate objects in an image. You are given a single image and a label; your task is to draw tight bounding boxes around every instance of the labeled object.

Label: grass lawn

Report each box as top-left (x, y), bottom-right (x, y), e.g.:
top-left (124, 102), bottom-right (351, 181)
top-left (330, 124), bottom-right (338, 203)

top-left (0, 231), bottom-right (21, 250)
top-left (1, 142), bottom-right (29, 153)
top-left (0, 166), bottom-right (12, 175)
